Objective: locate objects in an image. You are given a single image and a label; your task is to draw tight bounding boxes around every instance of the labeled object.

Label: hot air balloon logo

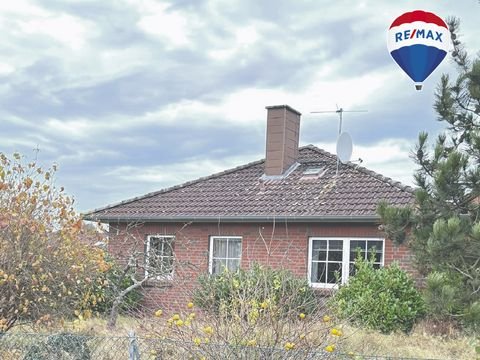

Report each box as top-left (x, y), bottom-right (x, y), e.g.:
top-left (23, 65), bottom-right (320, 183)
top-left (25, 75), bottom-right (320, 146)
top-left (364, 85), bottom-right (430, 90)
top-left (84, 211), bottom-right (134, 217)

top-left (387, 10), bottom-right (451, 91)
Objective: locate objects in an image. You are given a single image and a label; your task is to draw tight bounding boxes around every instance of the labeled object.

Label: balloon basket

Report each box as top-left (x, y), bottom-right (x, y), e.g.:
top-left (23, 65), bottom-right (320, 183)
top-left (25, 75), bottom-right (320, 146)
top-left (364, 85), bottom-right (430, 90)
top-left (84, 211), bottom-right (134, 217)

top-left (415, 83), bottom-right (423, 91)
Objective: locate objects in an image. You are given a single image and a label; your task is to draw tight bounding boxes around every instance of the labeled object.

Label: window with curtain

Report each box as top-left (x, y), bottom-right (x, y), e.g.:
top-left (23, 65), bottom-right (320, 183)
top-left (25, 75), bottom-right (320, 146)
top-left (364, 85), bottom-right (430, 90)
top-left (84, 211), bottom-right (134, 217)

top-left (209, 236), bottom-right (242, 274)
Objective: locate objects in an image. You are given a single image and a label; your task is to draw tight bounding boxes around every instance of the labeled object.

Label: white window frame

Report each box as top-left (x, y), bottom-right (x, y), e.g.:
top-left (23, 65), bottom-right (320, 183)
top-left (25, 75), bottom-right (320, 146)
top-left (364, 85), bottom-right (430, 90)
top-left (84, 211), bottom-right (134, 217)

top-left (209, 236), bottom-right (242, 274)
top-left (308, 237), bottom-right (385, 289)
top-left (146, 235), bottom-right (175, 279)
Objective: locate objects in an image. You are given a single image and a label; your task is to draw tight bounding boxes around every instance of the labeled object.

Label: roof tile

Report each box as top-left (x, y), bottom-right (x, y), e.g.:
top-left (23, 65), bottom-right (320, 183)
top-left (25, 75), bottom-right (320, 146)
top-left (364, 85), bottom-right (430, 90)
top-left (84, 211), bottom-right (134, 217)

top-left (85, 145), bottom-right (414, 221)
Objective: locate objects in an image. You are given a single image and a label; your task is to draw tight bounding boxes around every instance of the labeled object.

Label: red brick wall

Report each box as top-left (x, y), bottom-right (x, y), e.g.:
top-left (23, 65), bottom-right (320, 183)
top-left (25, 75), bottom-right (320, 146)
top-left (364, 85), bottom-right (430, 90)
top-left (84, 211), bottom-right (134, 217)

top-left (107, 221), bottom-right (417, 313)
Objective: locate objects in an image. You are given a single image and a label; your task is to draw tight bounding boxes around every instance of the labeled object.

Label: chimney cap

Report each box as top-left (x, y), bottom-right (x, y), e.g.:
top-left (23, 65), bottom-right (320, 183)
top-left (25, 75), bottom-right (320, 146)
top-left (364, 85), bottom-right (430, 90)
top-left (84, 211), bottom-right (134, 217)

top-left (265, 104), bottom-right (302, 116)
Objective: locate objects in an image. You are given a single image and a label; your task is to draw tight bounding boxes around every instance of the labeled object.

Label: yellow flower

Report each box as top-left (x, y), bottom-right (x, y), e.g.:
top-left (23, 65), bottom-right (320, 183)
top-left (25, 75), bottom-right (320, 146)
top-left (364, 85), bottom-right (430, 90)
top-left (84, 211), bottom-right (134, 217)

top-left (325, 344), bottom-right (335, 353)
top-left (248, 309), bottom-right (259, 324)
top-left (154, 309), bottom-right (163, 317)
top-left (188, 312), bottom-right (196, 319)
top-left (83, 309), bottom-right (92, 319)
top-left (299, 333), bottom-right (306, 340)
top-left (323, 315), bottom-right (331, 323)
top-left (331, 328), bottom-right (342, 336)
top-left (299, 313), bottom-right (306, 320)
top-left (260, 301), bottom-right (268, 309)
top-left (172, 314), bottom-right (180, 321)
top-left (204, 337), bottom-right (210, 344)
top-left (150, 350), bottom-right (157, 356)
top-left (247, 339), bottom-right (256, 346)
top-left (284, 342), bottom-right (295, 351)
top-left (348, 351), bottom-right (355, 357)
top-left (203, 326), bottom-right (214, 335)
top-left (175, 319), bottom-right (184, 326)
top-left (193, 337), bottom-right (201, 346)
top-left (187, 302), bottom-right (194, 309)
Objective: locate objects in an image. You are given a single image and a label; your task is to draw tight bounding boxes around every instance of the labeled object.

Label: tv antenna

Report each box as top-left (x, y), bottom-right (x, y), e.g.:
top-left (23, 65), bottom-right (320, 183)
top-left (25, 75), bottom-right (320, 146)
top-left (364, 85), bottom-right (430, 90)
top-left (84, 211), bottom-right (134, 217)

top-left (311, 105), bottom-right (367, 175)
top-left (311, 106), bottom-right (368, 135)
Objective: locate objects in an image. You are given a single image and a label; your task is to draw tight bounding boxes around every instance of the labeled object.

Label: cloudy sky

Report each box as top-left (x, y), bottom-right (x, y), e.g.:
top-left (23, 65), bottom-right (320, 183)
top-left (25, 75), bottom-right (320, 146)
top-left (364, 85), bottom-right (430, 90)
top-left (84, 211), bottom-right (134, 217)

top-left (1, 0), bottom-right (479, 212)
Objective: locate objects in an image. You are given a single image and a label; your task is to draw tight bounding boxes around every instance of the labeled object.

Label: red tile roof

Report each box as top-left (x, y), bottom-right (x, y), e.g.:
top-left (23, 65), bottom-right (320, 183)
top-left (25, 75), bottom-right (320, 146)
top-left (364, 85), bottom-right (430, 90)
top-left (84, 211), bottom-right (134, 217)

top-left (84, 145), bottom-right (414, 222)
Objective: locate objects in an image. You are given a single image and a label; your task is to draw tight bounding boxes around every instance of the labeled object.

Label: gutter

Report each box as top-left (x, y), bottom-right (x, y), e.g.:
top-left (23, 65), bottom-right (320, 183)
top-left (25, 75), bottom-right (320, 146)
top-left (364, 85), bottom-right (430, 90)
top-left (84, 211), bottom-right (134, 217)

top-left (82, 214), bottom-right (380, 224)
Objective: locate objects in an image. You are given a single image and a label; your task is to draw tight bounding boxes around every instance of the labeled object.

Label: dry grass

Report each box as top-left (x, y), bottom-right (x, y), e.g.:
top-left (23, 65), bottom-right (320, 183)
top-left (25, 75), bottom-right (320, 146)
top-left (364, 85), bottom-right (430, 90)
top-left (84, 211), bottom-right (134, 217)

top-left (9, 316), bottom-right (139, 336)
top-left (59, 316), bottom-right (142, 336)
top-left (69, 316), bottom-right (479, 359)
top-left (340, 321), bottom-right (478, 360)
top-left (6, 316), bottom-right (479, 359)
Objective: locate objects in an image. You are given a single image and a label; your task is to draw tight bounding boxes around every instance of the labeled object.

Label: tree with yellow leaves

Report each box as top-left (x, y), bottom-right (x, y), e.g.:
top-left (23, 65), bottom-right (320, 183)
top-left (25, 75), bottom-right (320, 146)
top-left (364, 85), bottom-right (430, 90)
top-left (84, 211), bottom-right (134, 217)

top-left (0, 152), bottom-right (108, 332)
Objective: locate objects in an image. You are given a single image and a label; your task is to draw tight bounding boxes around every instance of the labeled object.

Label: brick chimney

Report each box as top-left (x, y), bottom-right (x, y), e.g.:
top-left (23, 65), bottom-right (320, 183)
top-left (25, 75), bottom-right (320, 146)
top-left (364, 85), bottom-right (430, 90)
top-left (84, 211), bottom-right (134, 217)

top-left (264, 105), bottom-right (301, 176)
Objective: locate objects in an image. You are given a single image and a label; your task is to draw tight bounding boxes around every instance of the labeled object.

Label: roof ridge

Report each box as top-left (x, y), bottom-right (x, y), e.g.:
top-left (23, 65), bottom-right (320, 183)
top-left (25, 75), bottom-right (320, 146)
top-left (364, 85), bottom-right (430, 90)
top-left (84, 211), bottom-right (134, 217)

top-left (83, 157), bottom-right (265, 217)
top-left (303, 144), bottom-right (415, 194)
top-left (299, 144), bottom-right (338, 161)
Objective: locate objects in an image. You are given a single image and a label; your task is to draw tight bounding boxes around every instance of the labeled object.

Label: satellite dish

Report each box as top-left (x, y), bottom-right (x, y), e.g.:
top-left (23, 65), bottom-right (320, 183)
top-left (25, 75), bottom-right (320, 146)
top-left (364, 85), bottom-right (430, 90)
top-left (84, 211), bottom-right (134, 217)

top-left (336, 132), bottom-right (353, 163)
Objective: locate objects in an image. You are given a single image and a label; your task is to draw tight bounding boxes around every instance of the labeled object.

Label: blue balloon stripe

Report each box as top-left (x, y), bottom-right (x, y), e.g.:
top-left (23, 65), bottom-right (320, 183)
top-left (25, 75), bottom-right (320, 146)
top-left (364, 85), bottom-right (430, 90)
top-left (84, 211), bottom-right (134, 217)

top-left (390, 45), bottom-right (447, 83)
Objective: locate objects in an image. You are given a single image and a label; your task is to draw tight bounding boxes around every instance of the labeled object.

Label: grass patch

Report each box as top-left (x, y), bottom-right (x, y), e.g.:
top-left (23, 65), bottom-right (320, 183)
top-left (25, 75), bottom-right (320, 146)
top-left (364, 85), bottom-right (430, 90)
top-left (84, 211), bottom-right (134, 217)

top-left (341, 320), bottom-right (478, 360)
top-left (5, 316), bottom-right (478, 359)
top-left (7, 316), bottom-right (139, 336)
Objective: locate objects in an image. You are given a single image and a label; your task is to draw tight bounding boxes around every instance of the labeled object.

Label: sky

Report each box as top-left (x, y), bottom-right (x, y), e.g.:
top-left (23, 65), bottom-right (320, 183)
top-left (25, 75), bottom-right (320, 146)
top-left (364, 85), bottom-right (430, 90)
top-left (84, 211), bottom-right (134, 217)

top-left (1, 0), bottom-right (479, 213)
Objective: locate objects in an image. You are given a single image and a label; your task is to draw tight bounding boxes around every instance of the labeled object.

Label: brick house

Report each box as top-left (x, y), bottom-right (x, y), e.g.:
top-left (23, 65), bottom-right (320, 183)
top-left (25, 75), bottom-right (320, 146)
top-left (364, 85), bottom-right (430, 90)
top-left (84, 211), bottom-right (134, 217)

top-left (84, 105), bottom-right (415, 310)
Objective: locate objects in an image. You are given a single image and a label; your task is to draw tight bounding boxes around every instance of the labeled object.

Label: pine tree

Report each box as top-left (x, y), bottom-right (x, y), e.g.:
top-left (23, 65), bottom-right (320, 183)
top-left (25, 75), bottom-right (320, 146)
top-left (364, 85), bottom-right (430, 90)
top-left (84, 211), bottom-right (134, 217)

top-left (378, 18), bottom-right (480, 330)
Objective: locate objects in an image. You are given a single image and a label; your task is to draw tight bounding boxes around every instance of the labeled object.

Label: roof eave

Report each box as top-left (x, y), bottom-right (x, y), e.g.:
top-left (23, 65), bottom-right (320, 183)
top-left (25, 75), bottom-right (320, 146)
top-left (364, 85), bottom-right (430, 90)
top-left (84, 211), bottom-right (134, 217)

top-left (82, 214), bottom-right (381, 224)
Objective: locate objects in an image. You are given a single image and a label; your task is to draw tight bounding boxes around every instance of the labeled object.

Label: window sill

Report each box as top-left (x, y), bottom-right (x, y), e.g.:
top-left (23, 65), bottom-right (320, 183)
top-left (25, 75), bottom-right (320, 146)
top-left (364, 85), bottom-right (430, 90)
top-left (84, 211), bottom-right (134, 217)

top-left (310, 283), bottom-right (339, 290)
top-left (313, 287), bottom-right (335, 298)
top-left (143, 277), bottom-right (175, 288)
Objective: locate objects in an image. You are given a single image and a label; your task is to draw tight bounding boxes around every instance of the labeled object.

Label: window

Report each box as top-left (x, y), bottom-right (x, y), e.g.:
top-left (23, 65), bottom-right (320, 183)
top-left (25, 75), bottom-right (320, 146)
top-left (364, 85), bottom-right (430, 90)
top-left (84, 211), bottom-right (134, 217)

top-left (349, 239), bottom-right (383, 275)
top-left (146, 235), bottom-right (175, 278)
top-left (308, 237), bottom-right (384, 288)
top-left (209, 236), bottom-right (242, 274)
top-left (303, 167), bottom-right (324, 175)
top-left (301, 166), bottom-right (327, 180)
top-left (310, 239), bottom-right (344, 286)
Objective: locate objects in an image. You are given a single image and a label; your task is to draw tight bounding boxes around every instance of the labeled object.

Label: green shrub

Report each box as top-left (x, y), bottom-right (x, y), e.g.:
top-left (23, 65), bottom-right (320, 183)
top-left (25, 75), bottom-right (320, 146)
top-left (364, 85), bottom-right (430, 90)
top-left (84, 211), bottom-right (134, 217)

top-left (332, 257), bottom-right (425, 333)
top-left (193, 263), bottom-right (318, 318)
top-left (424, 271), bottom-right (480, 332)
top-left (464, 300), bottom-right (480, 333)
top-left (424, 271), bottom-right (464, 319)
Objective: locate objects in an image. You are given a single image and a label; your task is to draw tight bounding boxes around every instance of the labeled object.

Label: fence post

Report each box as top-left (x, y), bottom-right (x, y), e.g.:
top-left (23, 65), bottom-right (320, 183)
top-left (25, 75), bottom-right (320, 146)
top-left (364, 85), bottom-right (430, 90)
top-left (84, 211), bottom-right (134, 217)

top-left (128, 330), bottom-right (141, 360)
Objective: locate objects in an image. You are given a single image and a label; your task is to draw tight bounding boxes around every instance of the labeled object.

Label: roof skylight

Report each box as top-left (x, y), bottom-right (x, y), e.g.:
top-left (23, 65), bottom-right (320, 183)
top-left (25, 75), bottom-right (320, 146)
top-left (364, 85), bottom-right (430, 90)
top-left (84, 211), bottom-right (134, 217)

top-left (303, 167), bottom-right (324, 175)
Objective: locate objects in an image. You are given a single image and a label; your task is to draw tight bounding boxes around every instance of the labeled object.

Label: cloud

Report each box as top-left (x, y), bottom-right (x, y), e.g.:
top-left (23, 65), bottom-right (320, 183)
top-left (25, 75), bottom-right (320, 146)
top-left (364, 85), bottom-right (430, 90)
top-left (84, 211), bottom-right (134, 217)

top-left (312, 138), bottom-right (417, 187)
top-left (1, 0), bottom-right (478, 214)
top-left (136, 2), bottom-right (193, 48)
top-left (79, 152), bottom-right (262, 212)
top-left (18, 13), bottom-right (91, 50)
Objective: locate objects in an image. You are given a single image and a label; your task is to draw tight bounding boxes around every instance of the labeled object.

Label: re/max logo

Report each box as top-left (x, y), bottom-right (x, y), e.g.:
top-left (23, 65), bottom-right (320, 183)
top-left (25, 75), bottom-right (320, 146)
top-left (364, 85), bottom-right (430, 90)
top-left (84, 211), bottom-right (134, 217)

top-left (395, 29), bottom-right (443, 42)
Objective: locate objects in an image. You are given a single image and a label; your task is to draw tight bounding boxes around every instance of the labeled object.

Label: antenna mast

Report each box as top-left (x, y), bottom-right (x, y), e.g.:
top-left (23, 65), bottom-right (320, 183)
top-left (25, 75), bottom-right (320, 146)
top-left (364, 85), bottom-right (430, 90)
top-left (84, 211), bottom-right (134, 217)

top-left (311, 105), bottom-right (367, 176)
top-left (311, 106), bottom-right (368, 134)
